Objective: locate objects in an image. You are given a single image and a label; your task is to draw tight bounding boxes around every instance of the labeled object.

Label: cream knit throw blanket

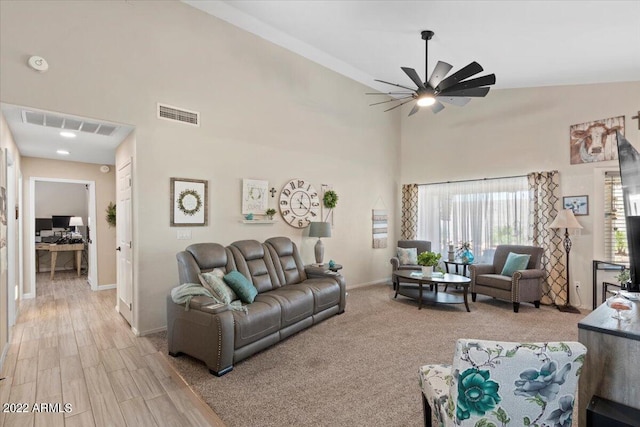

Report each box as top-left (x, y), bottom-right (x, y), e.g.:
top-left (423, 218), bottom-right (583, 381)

top-left (171, 283), bottom-right (246, 312)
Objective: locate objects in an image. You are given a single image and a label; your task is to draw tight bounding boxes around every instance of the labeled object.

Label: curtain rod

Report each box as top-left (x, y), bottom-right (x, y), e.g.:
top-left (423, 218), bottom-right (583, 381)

top-left (418, 174), bottom-right (528, 187)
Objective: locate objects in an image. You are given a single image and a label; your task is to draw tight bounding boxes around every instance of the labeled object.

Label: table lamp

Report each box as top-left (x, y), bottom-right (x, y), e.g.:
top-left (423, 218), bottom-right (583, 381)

top-left (549, 208), bottom-right (583, 313)
top-left (69, 216), bottom-right (84, 233)
top-left (308, 221), bottom-right (331, 265)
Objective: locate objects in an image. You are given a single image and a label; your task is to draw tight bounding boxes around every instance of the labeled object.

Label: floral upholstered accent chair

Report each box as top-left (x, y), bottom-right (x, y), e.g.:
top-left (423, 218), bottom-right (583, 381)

top-left (419, 339), bottom-right (587, 427)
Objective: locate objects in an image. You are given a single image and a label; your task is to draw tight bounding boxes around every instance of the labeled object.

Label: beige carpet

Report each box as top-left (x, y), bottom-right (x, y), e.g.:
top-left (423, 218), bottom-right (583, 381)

top-left (148, 284), bottom-right (586, 426)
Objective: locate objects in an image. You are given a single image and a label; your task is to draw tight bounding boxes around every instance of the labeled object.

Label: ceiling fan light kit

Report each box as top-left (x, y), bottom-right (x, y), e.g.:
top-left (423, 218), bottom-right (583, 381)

top-left (369, 30), bottom-right (496, 116)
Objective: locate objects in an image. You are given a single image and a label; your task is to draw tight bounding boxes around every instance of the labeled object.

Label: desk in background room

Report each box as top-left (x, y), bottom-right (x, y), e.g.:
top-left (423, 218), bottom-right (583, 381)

top-left (35, 242), bottom-right (84, 279)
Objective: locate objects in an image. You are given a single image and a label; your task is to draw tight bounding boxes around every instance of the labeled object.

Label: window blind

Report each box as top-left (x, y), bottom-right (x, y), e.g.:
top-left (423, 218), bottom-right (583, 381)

top-left (604, 171), bottom-right (628, 262)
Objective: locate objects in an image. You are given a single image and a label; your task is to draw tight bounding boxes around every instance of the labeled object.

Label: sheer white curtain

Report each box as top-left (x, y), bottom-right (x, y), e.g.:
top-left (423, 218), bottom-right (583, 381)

top-left (417, 177), bottom-right (531, 263)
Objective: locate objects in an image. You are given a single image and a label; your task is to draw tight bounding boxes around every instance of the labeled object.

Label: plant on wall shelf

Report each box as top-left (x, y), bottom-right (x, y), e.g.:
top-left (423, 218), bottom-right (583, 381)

top-left (106, 202), bottom-right (116, 228)
top-left (265, 208), bottom-right (276, 220)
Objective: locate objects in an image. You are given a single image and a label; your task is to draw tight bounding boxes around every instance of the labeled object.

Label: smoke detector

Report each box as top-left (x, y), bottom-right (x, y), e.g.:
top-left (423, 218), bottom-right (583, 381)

top-left (28, 56), bottom-right (49, 72)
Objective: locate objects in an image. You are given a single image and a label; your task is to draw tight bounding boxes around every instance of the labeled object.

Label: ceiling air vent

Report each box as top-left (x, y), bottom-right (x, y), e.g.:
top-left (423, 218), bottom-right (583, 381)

top-left (157, 103), bottom-right (200, 127)
top-left (21, 110), bottom-right (118, 136)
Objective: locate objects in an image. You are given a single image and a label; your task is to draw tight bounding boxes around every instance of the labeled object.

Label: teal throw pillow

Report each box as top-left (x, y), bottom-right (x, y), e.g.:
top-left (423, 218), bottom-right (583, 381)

top-left (397, 247), bottom-right (418, 265)
top-left (223, 271), bottom-right (258, 304)
top-left (199, 272), bottom-right (237, 304)
top-left (501, 252), bottom-right (531, 276)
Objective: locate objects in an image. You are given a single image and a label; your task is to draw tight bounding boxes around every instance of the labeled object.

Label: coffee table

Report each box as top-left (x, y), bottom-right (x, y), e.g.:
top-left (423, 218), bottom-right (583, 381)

top-left (393, 271), bottom-right (471, 312)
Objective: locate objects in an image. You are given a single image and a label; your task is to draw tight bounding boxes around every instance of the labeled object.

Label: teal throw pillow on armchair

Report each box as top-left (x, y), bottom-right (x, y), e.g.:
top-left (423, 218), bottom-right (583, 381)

top-left (501, 252), bottom-right (531, 276)
top-left (223, 271), bottom-right (258, 303)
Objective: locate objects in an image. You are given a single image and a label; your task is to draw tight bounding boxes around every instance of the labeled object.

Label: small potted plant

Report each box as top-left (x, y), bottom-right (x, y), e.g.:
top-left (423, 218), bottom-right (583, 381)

top-left (417, 251), bottom-right (441, 277)
top-left (456, 241), bottom-right (474, 264)
top-left (265, 208), bottom-right (276, 220)
top-left (616, 269), bottom-right (631, 289)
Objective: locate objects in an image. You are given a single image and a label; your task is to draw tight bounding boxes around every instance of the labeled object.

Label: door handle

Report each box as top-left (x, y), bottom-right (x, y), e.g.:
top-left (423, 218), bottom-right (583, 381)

top-left (116, 246), bottom-right (121, 252)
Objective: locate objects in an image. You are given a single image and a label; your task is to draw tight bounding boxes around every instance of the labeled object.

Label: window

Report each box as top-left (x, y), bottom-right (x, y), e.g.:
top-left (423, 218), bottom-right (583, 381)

top-left (604, 171), bottom-right (628, 263)
top-left (417, 176), bottom-right (531, 263)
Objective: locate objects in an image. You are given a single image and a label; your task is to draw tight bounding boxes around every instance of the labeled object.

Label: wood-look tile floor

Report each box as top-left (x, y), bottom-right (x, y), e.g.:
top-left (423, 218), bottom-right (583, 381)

top-left (0, 272), bottom-right (225, 427)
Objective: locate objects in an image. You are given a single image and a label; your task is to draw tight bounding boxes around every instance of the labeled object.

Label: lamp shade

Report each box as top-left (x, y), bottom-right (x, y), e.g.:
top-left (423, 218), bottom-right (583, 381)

top-left (308, 221), bottom-right (331, 238)
top-left (69, 216), bottom-right (84, 227)
top-left (549, 209), bottom-right (583, 229)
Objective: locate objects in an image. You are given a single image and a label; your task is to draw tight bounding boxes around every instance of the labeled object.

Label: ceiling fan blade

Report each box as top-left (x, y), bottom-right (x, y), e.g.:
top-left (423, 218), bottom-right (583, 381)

top-left (431, 100), bottom-right (445, 114)
top-left (384, 98), bottom-right (415, 112)
top-left (369, 96), bottom-right (413, 106)
top-left (427, 61), bottom-right (453, 89)
top-left (408, 104), bottom-right (420, 116)
top-left (441, 87), bottom-right (490, 98)
top-left (401, 67), bottom-right (426, 90)
top-left (374, 79), bottom-right (416, 91)
top-left (436, 61), bottom-right (484, 92)
top-left (438, 96), bottom-right (471, 106)
top-left (365, 92), bottom-right (414, 95)
top-left (439, 74), bottom-right (496, 94)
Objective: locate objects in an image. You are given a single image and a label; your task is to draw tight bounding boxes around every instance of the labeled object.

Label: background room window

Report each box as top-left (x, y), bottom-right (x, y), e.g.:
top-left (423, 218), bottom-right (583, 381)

top-left (416, 176), bottom-right (531, 263)
top-left (604, 171), bottom-right (628, 263)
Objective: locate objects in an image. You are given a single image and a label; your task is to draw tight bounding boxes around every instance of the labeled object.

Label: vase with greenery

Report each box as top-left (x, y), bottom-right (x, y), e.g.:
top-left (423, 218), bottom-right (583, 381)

top-left (265, 208), bottom-right (276, 220)
top-left (616, 269), bottom-right (630, 288)
top-left (106, 202), bottom-right (116, 228)
top-left (417, 251), bottom-right (441, 277)
top-left (456, 241), bottom-right (474, 263)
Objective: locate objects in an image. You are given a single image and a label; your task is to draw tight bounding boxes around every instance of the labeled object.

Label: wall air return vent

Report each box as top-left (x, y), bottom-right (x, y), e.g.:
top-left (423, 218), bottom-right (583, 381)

top-left (157, 103), bottom-right (200, 127)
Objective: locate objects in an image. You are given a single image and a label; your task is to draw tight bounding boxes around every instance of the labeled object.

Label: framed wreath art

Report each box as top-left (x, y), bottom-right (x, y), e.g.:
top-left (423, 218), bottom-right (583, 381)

top-left (170, 177), bottom-right (208, 226)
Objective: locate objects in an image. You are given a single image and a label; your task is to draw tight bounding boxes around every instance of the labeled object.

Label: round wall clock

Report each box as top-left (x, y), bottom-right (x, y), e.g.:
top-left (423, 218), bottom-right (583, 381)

top-left (279, 179), bottom-right (321, 228)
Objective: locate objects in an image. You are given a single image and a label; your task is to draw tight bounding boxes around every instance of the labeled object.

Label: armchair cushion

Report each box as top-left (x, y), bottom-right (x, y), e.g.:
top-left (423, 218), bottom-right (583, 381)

top-left (420, 339), bottom-right (587, 427)
top-left (500, 252), bottom-right (531, 276)
top-left (397, 247), bottom-right (418, 265)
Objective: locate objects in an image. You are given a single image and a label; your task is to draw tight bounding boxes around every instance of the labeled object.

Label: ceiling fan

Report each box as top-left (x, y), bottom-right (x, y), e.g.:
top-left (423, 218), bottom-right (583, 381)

top-left (368, 30), bottom-right (496, 115)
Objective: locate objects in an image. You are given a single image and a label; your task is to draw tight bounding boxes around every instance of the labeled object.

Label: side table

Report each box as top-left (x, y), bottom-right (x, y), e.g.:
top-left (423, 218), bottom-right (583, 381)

top-left (443, 260), bottom-right (473, 277)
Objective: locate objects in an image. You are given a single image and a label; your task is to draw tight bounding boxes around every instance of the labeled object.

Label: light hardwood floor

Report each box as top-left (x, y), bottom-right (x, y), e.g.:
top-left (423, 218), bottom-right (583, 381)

top-left (0, 272), bottom-right (225, 427)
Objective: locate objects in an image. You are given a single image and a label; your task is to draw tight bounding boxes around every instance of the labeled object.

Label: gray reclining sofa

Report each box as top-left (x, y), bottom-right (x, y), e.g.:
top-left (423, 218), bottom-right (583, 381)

top-left (167, 236), bottom-right (346, 376)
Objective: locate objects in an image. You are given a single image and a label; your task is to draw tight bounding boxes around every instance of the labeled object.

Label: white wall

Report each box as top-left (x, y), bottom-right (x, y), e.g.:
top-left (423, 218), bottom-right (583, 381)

top-left (0, 1), bottom-right (400, 333)
top-left (35, 182), bottom-right (87, 224)
top-left (400, 81), bottom-right (640, 309)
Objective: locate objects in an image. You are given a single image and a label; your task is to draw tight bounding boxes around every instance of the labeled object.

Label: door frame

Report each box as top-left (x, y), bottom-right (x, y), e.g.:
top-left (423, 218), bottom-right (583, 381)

top-left (27, 177), bottom-right (98, 297)
top-left (6, 153), bottom-right (17, 327)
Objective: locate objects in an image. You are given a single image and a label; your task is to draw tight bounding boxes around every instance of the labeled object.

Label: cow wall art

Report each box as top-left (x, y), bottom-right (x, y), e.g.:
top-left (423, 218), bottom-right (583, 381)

top-left (570, 116), bottom-right (625, 164)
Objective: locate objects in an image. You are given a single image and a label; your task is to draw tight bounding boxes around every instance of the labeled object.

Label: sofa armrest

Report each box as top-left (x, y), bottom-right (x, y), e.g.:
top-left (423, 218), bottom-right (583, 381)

top-left (305, 266), bottom-right (340, 278)
top-left (514, 269), bottom-right (545, 280)
top-left (469, 263), bottom-right (495, 276)
top-left (390, 257), bottom-right (400, 271)
top-left (182, 295), bottom-right (230, 314)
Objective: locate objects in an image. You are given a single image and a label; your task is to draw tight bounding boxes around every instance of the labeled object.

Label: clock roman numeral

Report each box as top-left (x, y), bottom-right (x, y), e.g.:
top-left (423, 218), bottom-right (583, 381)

top-left (297, 180), bottom-right (305, 188)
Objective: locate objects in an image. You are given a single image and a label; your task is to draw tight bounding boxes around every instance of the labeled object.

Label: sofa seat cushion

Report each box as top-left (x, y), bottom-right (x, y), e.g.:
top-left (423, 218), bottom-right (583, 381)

top-left (293, 279), bottom-right (341, 313)
top-left (231, 294), bottom-right (281, 349)
top-left (476, 274), bottom-right (513, 291)
top-left (263, 286), bottom-right (314, 327)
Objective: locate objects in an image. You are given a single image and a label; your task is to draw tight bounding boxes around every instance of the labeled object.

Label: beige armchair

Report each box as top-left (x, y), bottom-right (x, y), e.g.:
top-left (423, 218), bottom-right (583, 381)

top-left (469, 245), bottom-right (544, 312)
top-left (390, 240), bottom-right (431, 289)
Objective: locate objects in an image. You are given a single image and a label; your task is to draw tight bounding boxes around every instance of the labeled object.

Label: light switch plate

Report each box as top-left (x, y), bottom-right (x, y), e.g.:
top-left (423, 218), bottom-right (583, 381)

top-left (177, 229), bottom-right (192, 240)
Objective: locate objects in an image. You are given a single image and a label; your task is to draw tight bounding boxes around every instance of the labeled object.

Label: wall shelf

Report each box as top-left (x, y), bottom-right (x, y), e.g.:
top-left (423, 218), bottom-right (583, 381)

top-left (241, 219), bottom-right (277, 224)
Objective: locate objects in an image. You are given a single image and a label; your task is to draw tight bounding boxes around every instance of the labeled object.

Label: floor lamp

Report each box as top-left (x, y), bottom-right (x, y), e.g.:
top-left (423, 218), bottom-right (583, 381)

top-left (549, 209), bottom-right (583, 313)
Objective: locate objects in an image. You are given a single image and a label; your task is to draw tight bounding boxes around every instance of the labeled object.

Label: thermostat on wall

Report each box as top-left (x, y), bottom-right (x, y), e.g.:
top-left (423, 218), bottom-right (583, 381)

top-left (28, 55), bottom-right (49, 72)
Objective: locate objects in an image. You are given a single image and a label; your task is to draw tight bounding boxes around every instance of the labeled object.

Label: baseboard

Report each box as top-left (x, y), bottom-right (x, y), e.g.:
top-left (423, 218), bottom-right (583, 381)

top-left (138, 325), bottom-right (167, 336)
top-left (349, 278), bottom-right (390, 289)
top-left (22, 292), bottom-right (35, 300)
top-left (97, 284), bottom-right (116, 290)
top-left (0, 341), bottom-right (9, 376)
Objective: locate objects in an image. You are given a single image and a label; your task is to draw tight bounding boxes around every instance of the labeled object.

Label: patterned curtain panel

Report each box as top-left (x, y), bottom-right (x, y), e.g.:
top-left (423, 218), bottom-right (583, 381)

top-left (528, 171), bottom-right (565, 305)
top-left (401, 184), bottom-right (418, 240)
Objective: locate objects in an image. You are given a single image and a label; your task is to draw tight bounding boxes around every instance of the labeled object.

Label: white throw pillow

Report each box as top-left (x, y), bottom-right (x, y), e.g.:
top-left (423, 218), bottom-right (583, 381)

top-left (397, 247), bottom-right (418, 265)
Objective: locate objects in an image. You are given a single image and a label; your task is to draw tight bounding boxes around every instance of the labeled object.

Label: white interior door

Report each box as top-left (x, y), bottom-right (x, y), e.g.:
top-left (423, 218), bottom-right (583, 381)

top-left (117, 161), bottom-right (133, 325)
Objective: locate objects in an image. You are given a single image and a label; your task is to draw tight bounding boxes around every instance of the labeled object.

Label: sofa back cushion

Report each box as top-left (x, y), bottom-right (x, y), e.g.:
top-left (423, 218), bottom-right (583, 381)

top-left (229, 240), bottom-right (280, 293)
top-left (265, 237), bottom-right (306, 286)
top-left (177, 243), bottom-right (235, 284)
top-left (492, 245), bottom-right (543, 274)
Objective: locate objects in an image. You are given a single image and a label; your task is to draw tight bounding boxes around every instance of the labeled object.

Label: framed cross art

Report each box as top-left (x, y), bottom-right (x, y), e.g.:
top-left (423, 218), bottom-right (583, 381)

top-left (170, 177), bottom-right (208, 226)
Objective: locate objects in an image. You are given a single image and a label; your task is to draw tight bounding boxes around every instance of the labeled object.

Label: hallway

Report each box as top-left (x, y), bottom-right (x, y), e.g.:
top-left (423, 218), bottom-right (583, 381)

top-left (0, 272), bottom-right (224, 426)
